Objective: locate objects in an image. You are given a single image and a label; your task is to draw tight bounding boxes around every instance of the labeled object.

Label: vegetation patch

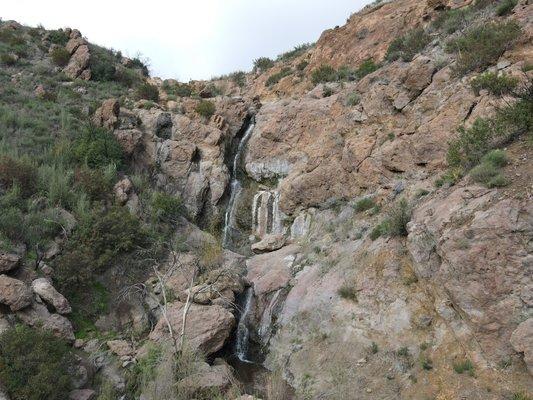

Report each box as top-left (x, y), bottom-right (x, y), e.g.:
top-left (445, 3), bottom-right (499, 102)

top-left (338, 284), bottom-right (358, 302)
top-left (470, 72), bottom-right (518, 96)
top-left (353, 197), bottom-right (375, 212)
top-left (277, 43), bottom-right (313, 62)
top-left (73, 125), bottom-right (123, 168)
top-left (354, 58), bottom-right (380, 79)
top-left (195, 100), bottom-right (216, 119)
top-left (0, 325), bottom-right (74, 400)
top-left (453, 359), bottom-right (475, 376)
top-left (50, 46), bottom-right (71, 67)
top-left (266, 67), bottom-right (292, 87)
top-left (386, 28), bottom-right (430, 62)
top-left (469, 149), bottom-right (508, 188)
top-left (136, 82), bottom-right (159, 102)
top-left (445, 21), bottom-right (521, 76)
top-left (311, 64), bottom-right (338, 85)
top-left (496, 0), bottom-right (517, 16)
top-left (253, 57), bottom-right (275, 72)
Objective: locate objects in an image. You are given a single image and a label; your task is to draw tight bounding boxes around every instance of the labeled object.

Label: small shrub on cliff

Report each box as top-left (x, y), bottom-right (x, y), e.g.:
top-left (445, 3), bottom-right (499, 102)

top-left (469, 150), bottom-right (509, 188)
top-left (353, 197), bottom-right (375, 212)
top-left (266, 68), bottom-right (292, 87)
top-left (0, 154), bottom-right (37, 198)
top-left (338, 284), bottom-right (358, 302)
top-left (386, 28), bottom-right (430, 62)
top-left (48, 29), bottom-right (69, 45)
top-left (136, 82), bottom-right (159, 102)
top-left (195, 100), bottom-right (216, 119)
top-left (253, 57), bottom-right (275, 72)
top-left (453, 359), bottom-right (475, 375)
top-left (311, 64), bottom-right (337, 85)
top-left (0, 325), bottom-right (73, 400)
top-left (446, 21), bottom-right (521, 75)
top-left (345, 92), bottom-right (360, 106)
top-left (471, 72), bottom-right (519, 96)
top-left (73, 125), bottom-right (123, 168)
top-left (230, 71), bottom-right (246, 87)
top-left (496, 0), bottom-right (517, 15)
top-left (50, 46), bottom-right (71, 67)
top-left (385, 198), bottom-right (411, 237)
top-left (0, 52), bottom-right (17, 66)
top-left (151, 192), bottom-right (184, 223)
top-left (277, 43), bottom-right (313, 61)
top-left (355, 58), bottom-right (380, 79)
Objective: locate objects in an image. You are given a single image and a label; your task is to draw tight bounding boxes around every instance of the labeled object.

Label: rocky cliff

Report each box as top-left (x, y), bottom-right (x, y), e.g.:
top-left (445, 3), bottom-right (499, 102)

top-left (0, 0), bottom-right (531, 399)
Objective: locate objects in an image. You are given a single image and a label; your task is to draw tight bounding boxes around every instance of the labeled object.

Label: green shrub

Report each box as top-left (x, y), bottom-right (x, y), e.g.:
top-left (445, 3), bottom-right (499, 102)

top-left (446, 21), bottom-right (521, 75)
top-left (230, 71), bottom-right (246, 87)
top-left (297, 61), bottom-right (309, 71)
top-left (151, 192), bottom-right (184, 223)
top-left (277, 43), bottom-right (313, 61)
top-left (469, 150), bottom-right (509, 188)
top-left (0, 53), bottom-right (17, 66)
top-left (496, 0), bottom-right (517, 15)
top-left (482, 149), bottom-right (508, 167)
top-left (74, 166), bottom-right (115, 201)
top-left (385, 198), bottom-right (411, 237)
top-left (322, 86), bottom-right (334, 97)
top-left (370, 221), bottom-right (388, 240)
top-left (0, 155), bottom-right (37, 197)
top-left (452, 359), bottom-right (475, 375)
top-left (354, 197), bottom-right (375, 212)
top-left (0, 325), bottom-right (73, 400)
top-left (355, 59), bottom-right (380, 79)
top-left (48, 30), bottom-right (69, 45)
top-left (253, 57), bottom-right (275, 72)
top-left (311, 64), bottom-right (338, 85)
top-left (50, 46), bottom-right (71, 67)
top-left (397, 347), bottom-right (410, 357)
top-left (266, 68), bottom-right (292, 87)
top-left (421, 356), bottom-right (433, 370)
top-left (432, 7), bottom-right (473, 34)
top-left (386, 28), bottom-right (430, 62)
top-left (512, 392), bottom-right (532, 400)
top-left (470, 72), bottom-right (519, 96)
top-left (73, 125), bottom-right (123, 168)
top-left (345, 92), bottom-right (360, 106)
top-left (136, 82), bottom-right (159, 102)
top-left (338, 284), bottom-right (357, 301)
top-left (195, 100), bottom-right (216, 118)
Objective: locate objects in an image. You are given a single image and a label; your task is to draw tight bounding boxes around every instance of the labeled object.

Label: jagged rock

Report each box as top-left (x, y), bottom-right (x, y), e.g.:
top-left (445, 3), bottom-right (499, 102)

top-left (0, 275), bottom-right (32, 311)
top-left (107, 340), bottom-right (134, 357)
top-left (155, 112), bottom-right (173, 139)
top-left (177, 360), bottom-right (234, 396)
top-left (92, 98), bottom-right (120, 130)
top-left (510, 319), bottom-right (533, 375)
top-left (69, 389), bottom-right (95, 400)
top-left (251, 233), bottom-right (286, 253)
top-left (65, 37), bottom-right (87, 55)
top-left (31, 278), bottom-right (71, 314)
top-left (149, 302), bottom-right (235, 355)
top-left (16, 302), bottom-right (75, 342)
top-left (113, 177), bottom-right (134, 205)
top-left (63, 44), bottom-right (90, 79)
top-left (0, 252), bottom-right (20, 273)
top-left (114, 129), bottom-right (143, 155)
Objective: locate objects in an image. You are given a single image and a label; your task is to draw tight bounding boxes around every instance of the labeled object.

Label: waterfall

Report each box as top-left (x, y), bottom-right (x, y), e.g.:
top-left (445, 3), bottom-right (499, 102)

top-left (252, 190), bottom-right (283, 239)
top-left (235, 287), bottom-right (254, 363)
top-left (222, 118), bottom-right (256, 249)
top-left (258, 289), bottom-right (282, 343)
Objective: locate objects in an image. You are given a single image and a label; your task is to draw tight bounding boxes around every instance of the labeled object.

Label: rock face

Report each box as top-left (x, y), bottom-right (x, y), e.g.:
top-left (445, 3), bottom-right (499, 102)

top-left (251, 233), bottom-right (286, 253)
top-left (17, 302), bottom-right (75, 342)
top-left (92, 98), bottom-right (120, 130)
top-left (31, 278), bottom-right (72, 314)
top-left (0, 275), bottom-right (32, 311)
top-left (0, 253), bottom-right (20, 273)
top-left (510, 319), bottom-right (533, 375)
top-left (149, 302), bottom-right (235, 355)
top-left (177, 361), bottom-right (234, 396)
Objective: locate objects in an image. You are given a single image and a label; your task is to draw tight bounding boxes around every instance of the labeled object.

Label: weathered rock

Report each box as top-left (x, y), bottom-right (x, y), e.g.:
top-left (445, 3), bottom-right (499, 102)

top-left (0, 252), bottom-right (20, 273)
top-left (510, 319), bottom-right (533, 375)
top-left (155, 112), bottom-right (173, 139)
top-left (177, 361), bottom-right (234, 396)
top-left (149, 302), bottom-right (235, 355)
top-left (0, 274), bottom-right (32, 311)
top-left (92, 98), bottom-right (120, 130)
top-left (113, 177), bottom-right (134, 205)
top-left (63, 44), bottom-right (90, 79)
top-left (31, 278), bottom-right (71, 314)
top-left (251, 233), bottom-right (286, 253)
top-left (69, 389), bottom-right (95, 400)
top-left (16, 302), bottom-right (75, 342)
top-left (107, 340), bottom-right (134, 357)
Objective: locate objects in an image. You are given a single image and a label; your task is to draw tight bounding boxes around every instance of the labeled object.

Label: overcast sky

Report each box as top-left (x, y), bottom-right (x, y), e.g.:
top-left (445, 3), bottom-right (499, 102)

top-left (2, 0), bottom-right (371, 80)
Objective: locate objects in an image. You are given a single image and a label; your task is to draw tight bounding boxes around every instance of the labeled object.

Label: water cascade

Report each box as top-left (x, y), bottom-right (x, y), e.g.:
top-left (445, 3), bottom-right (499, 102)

top-left (252, 190), bottom-right (284, 239)
top-left (222, 118), bottom-right (256, 249)
top-left (235, 287), bottom-right (254, 363)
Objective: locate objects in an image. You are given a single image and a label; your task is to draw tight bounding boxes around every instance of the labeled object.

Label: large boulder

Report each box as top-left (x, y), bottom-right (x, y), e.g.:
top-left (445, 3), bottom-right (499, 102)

top-left (251, 233), bottom-right (286, 253)
top-left (0, 274), bottom-right (32, 311)
top-left (92, 98), bottom-right (120, 130)
top-left (0, 253), bottom-right (20, 273)
top-left (31, 278), bottom-right (71, 314)
top-left (177, 360), bottom-right (234, 396)
top-left (149, 302), bottom-right (235, 355)
top-left (16, 302), bottom-right (75, 342)
top-left (510, 318), bottom-right (533, 375)
top-left (63, 44), bottom-right (90, 80)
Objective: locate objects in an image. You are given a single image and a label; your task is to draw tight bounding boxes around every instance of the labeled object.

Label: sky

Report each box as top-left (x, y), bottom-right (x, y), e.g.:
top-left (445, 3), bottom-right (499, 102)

top-left (2, 0), bottom-right (371, 81)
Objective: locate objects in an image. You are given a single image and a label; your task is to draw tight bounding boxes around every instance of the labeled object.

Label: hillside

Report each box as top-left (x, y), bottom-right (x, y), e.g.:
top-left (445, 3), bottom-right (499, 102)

top-left (0, 0), bottom-right (532, 399)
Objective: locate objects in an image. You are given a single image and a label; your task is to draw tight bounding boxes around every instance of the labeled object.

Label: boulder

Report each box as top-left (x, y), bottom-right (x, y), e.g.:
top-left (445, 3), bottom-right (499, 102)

top-left (92, 98), bottom-right (120, 130)
top-left (69, 389), bottom-right (95, 400)
top-left (16, 302), bottom-right (75, 342)
top-left (113, 177), bottom-right (134, 205)
top-left (106, 340), bottom-right (134, 357)
top-left (149, 302), bottom-right (235, 355)
top-left (0, 252), bottom-right (20, 273)
top-left (63, 44), bottom-right (90, 79)
top-left (177, 361), bottom-right (234, 396)
top-left (0, 274), bottom-right (32, 311)
top-left (31, 278), bottom-right (71, 314)
top-left (510, 318), bottom-right (533, 375)
top-left (251, 234), bottom-right (286, 253)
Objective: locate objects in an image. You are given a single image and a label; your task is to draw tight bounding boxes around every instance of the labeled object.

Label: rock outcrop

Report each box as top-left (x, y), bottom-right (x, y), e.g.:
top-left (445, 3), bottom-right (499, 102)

top-left (0, 275), bottom-right (32, 311)
top-left (31, 278), bottom-right (72, 314)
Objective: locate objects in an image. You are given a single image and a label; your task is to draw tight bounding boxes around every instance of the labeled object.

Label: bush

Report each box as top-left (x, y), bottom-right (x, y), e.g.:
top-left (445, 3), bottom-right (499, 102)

top-left (163, 81), bottom-right (192, 97)
top-left (386, 198), bottom-right (412, 237)
top-left (48, 30), bottom-right (69, 45)
top-left (446, 21), bottom-right (521, 75)
top-left (195, 100), bottom-right (216, 119)
top-left (50, 46), bottom-right (71, 67)
top-left (338, 284), bottom-right (358, 301)
top-left (386, 28), bottom-right (430, 62)
top-left (151, 192), bottom-right (184, 223)
top-left (230, 71), bottom-right (246, 87)
top-left (136, 82), bottom-right (159, 102)
top-left (322, 86), bottom-right (334, 97)
top-left (453, 359), bottom-right (475, 375)
top-left (432, 7), bottom-right (473, 34)
top-left (266, 68), bottom-right (292, 87)
top-left (0, 325), bottom-right (73, 400)
top-left (354, 197), bottom-right (375, 212)
top-left (469, 150), bottom-right (509, 188)
top-left (355, 59), bottom-right (380, 79)
top-left (277, 43), bottom-right (313, 61)
top-left (73, 125), bottom-right (123, 168)
top-left (297, 60), bottom-right (309, 71)
top-left (74, 166), bottom-right (115, 201)
top-left (253, 57), bottom-right (275, 72)
top-left (496, 0), bottom-right (517, 16)
top-left (0, 155), bottom-right (37, 197)
top-left (0, 53), bottom-right (17, 66)
top-left (345, 92), bottom-right (360, 106)
top-left (369, 221), bottom-right (388, 240)
top-left (471, 72), bottom-right (519, 96)
top-left (311, 64), bottom-right (338, 85)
